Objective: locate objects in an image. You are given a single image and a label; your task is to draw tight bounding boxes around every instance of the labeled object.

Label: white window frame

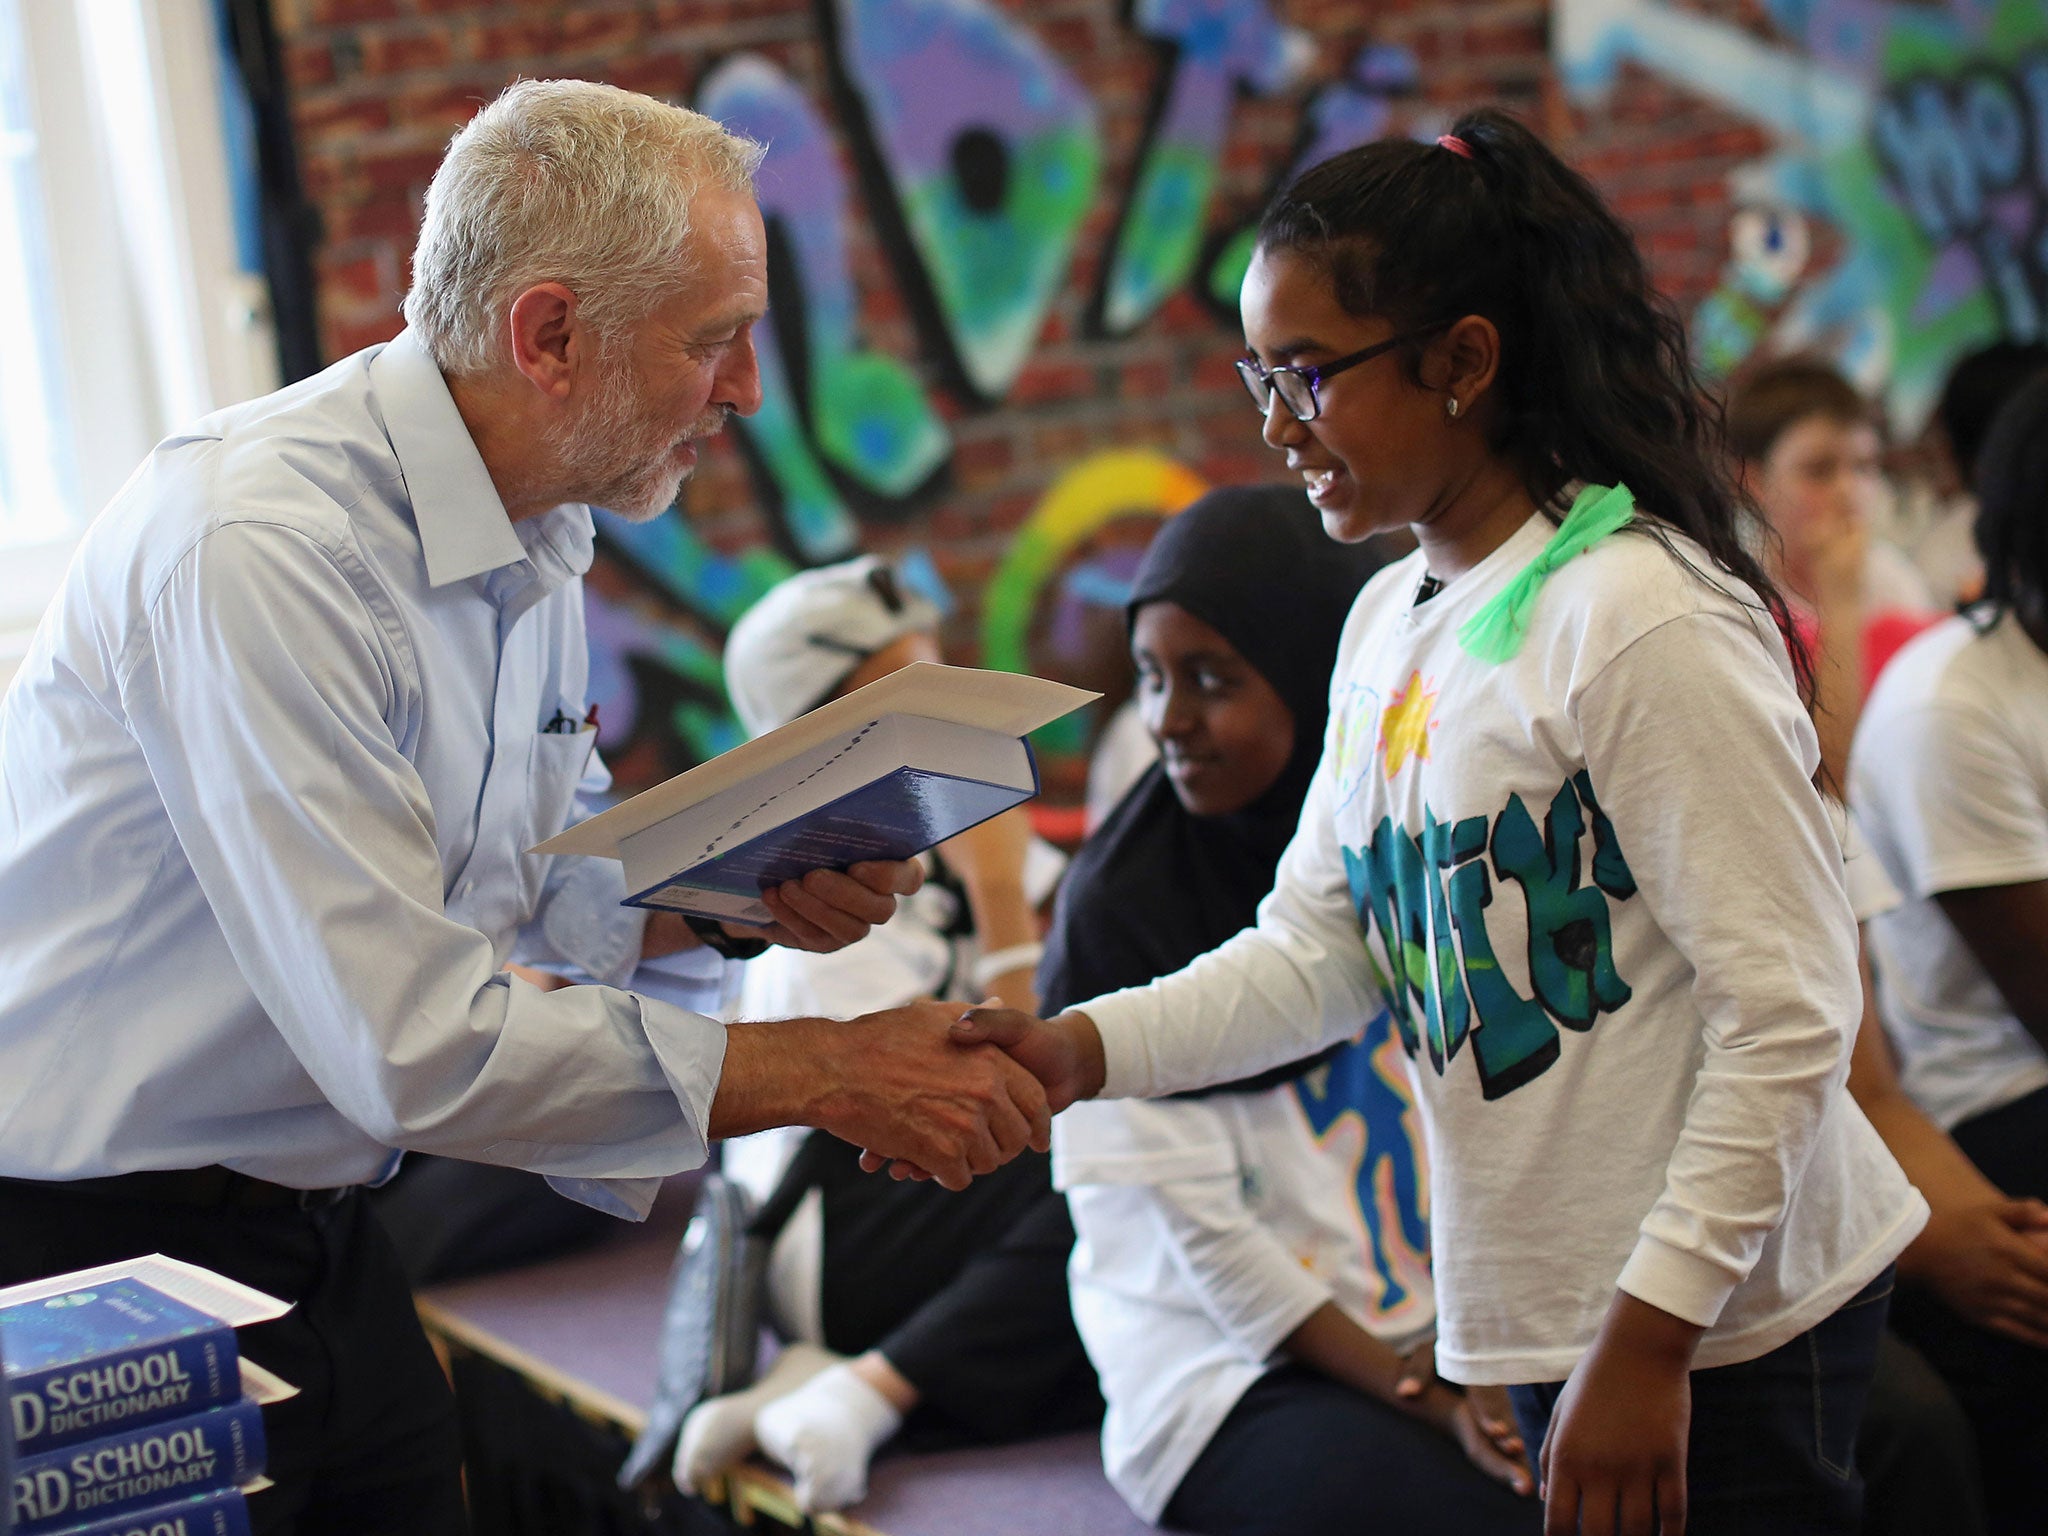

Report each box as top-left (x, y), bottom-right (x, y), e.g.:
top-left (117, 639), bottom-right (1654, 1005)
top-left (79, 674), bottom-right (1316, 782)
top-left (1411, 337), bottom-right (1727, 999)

top-left (0, 0), bottom-right (276, 686)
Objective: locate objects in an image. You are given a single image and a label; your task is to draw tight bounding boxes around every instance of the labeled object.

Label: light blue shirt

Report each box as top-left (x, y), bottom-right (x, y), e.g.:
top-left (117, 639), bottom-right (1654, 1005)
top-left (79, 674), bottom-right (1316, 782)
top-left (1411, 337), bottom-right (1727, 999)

top-left (0, 330), bottom-right (729, 1212)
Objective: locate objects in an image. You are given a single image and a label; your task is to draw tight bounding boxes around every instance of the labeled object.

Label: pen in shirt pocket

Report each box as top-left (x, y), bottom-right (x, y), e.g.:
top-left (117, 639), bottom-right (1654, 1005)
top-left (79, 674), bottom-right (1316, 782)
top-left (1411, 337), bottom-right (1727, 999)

top-left (543, 703), bottom-right (599, 734)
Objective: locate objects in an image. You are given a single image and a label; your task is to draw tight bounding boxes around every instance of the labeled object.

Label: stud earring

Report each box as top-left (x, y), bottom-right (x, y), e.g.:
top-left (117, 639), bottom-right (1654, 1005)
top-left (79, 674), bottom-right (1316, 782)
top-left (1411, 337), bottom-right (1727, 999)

top-left (1446, 397), bottom-right (1460, 419)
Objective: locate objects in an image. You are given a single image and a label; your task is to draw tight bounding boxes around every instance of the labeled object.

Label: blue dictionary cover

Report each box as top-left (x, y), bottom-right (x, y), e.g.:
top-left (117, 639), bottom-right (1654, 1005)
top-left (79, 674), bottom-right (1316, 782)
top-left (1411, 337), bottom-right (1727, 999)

top-left (3, 1353), bottom-right (14, 1536)
top-left (39, 1486), bottom-right (250, 1536)
top-left (2, 1285), bottom-right (237, 1454)
top-left (630, 766), bottom-right (1031, 916)
top-left (10, 1399), bottom-right (264, 1536)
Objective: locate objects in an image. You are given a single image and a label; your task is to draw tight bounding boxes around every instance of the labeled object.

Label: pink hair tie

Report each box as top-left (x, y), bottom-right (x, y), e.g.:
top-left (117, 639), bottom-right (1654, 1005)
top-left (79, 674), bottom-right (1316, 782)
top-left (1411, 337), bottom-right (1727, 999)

top-left (1437, 134), bottom-right (1475, 161)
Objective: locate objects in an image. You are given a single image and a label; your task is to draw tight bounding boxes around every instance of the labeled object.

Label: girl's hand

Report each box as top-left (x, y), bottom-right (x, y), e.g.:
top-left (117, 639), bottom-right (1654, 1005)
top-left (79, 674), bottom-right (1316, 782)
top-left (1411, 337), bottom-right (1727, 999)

top-left (1918, 1197), bottom-right (2048, 1348)
top-left (1468, 1383), bottom-right (1527, 1466)
top-left (1393, 1334), bottom-right (1438, 1400)
top-left (1805, 505), bottom-right (1868, 605)
top-left (1392, 1339), bottom-right (1532, 1496)
top-left (1541, 1294), bottom-right (1699, 1536)
top-left (1449, 1392), bottom-right (1536, 1497)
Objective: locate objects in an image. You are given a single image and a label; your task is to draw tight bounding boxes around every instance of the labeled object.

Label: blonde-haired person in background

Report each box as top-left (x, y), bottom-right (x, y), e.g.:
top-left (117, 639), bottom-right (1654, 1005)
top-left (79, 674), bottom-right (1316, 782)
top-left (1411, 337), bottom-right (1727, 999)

top-left (0, 80), bottom-right (1050, 1532)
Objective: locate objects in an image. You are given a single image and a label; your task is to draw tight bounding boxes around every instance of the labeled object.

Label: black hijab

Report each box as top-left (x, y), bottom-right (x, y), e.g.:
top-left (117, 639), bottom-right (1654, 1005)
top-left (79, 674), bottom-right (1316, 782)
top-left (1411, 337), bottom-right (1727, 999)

top-left (1037, 485), bottom-right (1392, 1091)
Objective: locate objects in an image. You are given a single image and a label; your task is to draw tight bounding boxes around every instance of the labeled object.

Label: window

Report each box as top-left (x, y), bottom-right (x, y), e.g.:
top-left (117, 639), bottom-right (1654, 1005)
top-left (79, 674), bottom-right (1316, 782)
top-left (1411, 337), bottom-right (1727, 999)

top-left (0, 0), bottom-right (76, 553)
top-left (0, 0), bottom-right (275, 683)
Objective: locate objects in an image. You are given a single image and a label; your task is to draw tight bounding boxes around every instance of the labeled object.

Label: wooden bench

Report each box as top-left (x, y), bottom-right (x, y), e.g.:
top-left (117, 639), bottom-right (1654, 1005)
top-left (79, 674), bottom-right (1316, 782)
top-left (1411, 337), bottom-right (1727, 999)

top-left (417, 1176), bottom-right (1150, 1536)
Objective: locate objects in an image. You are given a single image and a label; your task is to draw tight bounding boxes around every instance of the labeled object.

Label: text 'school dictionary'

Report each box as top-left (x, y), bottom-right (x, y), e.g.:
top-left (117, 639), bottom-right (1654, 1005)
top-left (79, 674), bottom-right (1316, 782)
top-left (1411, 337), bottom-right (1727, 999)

top-left (9, 1397), bottom-right (264, 1535)
top-left (1, 1284), bottom-right (236, 1456)
top-left (0, 1262), bottom-right (293, 1461)
top-left (33, 1483), bottom-right (252, 1536)
top-left (535, 664), bottom-right (1098, 926)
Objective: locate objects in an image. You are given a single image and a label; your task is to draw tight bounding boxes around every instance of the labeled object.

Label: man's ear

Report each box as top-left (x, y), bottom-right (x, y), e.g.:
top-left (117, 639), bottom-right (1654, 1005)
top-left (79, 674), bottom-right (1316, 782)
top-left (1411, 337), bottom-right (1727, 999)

top-left (1427, 314), bottom-right (1502, 412)
top-left (504, 283), bottom-right (582, 401)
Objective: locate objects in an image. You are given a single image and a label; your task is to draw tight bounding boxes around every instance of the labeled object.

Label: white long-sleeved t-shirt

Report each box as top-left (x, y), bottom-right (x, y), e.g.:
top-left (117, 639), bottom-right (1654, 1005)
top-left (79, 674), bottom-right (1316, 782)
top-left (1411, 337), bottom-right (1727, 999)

top-left (1080, 513), bottom-right (1926, 1385)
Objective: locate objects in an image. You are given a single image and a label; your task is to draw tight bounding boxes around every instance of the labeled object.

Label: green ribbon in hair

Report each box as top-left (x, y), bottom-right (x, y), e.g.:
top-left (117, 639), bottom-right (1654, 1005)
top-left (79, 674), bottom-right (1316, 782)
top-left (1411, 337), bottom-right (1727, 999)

top-left (1456, 482), bottom-right (1637, 663)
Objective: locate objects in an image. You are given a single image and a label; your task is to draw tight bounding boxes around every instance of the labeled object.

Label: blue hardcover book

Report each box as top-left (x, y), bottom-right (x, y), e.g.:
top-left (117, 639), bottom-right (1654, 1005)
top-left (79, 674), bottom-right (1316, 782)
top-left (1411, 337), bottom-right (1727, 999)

top-left (10, 1399), bottom-right (264, 1535)
top-left (2, 1284), bottom-right (237, 1455)
top-left (533, 663), bottom-right (1097, 925)
top-left (39, 1485), bottom-right (250, 1536)
top-left (618, 712), bottom-right (1041, 925)
top-left (3, 1353), bottom-right (14, 1536)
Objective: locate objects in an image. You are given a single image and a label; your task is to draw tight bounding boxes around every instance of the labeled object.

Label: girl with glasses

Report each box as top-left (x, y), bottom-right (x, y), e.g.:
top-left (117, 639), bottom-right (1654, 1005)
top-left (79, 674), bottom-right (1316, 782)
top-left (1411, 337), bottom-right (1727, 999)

top-left (954, 108), bottom-right (1926, 1535)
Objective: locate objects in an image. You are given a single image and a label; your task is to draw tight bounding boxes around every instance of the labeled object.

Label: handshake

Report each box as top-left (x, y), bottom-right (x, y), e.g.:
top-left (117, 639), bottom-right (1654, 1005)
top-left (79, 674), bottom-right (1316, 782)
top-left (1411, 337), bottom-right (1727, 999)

top-left (710, 1000), bottom-right (1107, 1191)
top-left (694, 858), bottom-right (1109, 1189)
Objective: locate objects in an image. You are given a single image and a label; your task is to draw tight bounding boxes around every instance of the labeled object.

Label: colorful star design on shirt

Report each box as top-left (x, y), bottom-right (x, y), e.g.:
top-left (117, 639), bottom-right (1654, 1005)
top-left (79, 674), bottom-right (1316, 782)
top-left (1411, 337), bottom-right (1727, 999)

top-left (1379, 671), bottom-right (1439, 778)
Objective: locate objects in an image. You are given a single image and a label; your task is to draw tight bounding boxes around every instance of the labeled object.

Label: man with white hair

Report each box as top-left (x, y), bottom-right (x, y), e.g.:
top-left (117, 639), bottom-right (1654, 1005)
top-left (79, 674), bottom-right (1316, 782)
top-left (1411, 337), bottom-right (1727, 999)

top-left (0, 80), bottom-right (1049, 1531)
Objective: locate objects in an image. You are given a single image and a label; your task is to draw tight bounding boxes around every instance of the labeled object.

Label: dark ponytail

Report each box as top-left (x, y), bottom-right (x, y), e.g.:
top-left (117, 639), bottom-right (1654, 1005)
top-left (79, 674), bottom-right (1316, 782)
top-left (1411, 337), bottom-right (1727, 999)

top-left (1256, 107), bottom-right (1814, 705)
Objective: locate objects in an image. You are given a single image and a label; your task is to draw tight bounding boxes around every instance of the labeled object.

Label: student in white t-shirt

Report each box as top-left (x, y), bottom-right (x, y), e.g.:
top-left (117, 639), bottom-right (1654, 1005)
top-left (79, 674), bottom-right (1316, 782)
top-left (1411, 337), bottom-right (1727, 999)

top-left (935, 109), bottom-right (1926, 1536)
top-left (1850, 371), bottom-right (2048, 1534)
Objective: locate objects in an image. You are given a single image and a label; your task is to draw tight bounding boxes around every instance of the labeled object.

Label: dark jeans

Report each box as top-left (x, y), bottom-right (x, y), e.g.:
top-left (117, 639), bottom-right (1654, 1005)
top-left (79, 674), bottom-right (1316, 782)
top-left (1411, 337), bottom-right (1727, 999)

top-left (0, 1179), bottom-right (467, 1536)
top-left (1890, 1084), bottom-right (2048, 1536)
top-left (1507, 1267), bottom-right (1893, 1536)
top-left (1856, 1328), bottom-right (1984, 1536)
top-left (1163, 1363), bottom-right (1542, 1536)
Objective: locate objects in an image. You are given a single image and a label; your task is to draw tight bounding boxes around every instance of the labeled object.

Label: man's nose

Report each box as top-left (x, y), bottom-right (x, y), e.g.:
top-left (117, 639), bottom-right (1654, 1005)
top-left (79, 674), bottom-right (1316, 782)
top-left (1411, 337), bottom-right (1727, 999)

top-left (719, 330), bottom-right (764, 418)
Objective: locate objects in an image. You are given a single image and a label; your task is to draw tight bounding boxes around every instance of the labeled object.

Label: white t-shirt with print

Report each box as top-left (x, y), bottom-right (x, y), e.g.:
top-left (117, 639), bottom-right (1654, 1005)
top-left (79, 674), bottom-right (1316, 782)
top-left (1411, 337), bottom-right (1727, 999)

top-left (1080, 512), bottom-right (1925, 1386)
top-left (1055, 1012), bottom-right (1434, 1520)
top-left (1850, 612), bottom-right (2048, 1130)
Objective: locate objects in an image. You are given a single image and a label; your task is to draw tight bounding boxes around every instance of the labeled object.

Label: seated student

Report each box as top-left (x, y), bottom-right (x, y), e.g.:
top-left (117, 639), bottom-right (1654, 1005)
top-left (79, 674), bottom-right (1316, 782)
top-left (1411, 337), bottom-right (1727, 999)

top-left (1042, 486), bottom-right (1537, 1534)
top-left (1726, 358), bottom-right (1939, 786)
top-left (1913, 343), bottom-right (2048, 608)
top-left (675, 555), bottom-right (1099, 1513)
top-left (1851, 370), bottom-right (2048, 1536)
top-left (1836, 813), bottom-right (2008, 1536)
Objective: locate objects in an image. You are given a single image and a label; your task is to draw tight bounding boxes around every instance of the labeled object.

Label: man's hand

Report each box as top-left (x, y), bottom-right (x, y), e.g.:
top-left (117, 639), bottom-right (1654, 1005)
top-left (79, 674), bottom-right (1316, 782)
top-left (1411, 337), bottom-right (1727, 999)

top-left (1917, 1197), bottom-right (2048, 1348)
top-left (858, 1007), bottom-right (1104, 1180)
top-left (727, 860), bottom-right (924, 954)
top-left (712, 1001), bottom-right (1049, 1191)
top-left (1541, 1292), bottom-right (1698, 1536)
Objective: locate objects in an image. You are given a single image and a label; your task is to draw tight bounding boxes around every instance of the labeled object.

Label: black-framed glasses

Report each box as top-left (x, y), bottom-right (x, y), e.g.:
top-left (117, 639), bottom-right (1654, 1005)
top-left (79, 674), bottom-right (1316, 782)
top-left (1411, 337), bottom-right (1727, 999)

top-left (1235, 321), bottom-right (1453, 422)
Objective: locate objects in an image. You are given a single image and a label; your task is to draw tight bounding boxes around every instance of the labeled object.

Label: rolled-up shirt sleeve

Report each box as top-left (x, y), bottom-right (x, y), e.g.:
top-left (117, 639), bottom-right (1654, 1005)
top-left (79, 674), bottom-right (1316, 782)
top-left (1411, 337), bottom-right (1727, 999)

top-left (119, 521), bottom-right (722, 1183)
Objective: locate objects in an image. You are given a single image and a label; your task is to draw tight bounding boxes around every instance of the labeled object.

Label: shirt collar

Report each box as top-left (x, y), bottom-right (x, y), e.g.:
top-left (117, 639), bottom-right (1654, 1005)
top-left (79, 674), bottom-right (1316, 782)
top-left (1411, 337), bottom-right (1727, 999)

top-left (370, 328), bottom-right (536, 589)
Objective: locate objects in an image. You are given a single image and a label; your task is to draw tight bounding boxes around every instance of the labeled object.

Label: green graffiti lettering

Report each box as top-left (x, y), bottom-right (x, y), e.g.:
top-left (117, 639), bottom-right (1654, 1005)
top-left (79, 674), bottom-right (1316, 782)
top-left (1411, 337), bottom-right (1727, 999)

top-left (1492, 781), bottom-right (1634, 1031)
top-left (1346, 774), bottom-right (1635, 1101)
top-left (1572, 770), bottom-right (1638, 899)
top-left (1443, 820), bottom-right (1562, 1101)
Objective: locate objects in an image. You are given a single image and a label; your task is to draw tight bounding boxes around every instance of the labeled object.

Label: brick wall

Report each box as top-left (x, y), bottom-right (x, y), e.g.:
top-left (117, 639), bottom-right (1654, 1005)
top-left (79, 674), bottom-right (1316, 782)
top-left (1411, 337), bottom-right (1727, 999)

top-left (266, 0), bottom-right (1769, 786)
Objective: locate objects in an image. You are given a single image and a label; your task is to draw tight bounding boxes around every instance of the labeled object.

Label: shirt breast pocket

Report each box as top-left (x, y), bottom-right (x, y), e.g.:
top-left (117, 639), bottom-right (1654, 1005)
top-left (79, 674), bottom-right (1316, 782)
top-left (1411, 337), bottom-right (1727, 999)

top-left (526, 727), bottom-right (598, 854)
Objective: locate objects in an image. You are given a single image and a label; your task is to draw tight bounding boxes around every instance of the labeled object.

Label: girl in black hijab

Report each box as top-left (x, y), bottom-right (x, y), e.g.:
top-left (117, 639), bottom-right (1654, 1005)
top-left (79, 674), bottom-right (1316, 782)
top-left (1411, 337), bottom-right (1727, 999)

top-left (1041, 484), bottom-right (1375, 1025)
top-left (1043, 486), bottom-right (1539, 1535)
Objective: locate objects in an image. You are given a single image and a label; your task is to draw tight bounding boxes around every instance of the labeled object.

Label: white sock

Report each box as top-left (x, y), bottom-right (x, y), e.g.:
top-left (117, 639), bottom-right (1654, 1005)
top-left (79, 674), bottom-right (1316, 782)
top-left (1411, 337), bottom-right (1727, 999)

top-left (754, 1362), bottom-right (905, 1512)
top-left (674, 1342), bottom-right (839, 1492)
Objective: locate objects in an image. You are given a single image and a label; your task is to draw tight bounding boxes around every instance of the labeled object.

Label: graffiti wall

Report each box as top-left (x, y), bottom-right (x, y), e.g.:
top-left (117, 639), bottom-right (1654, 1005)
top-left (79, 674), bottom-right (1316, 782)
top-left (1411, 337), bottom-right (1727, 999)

top-left (277, 0), bottom-right (2031, 806)
top-left (541, 0), bottom-right (1428, 799)
top-left (1558, 0), bottom-right (2048, 434)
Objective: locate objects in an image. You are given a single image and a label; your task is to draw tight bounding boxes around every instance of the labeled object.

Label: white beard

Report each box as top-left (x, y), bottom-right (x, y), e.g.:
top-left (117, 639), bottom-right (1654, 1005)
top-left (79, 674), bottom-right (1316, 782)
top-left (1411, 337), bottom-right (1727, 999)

top-left (550, 355), bottom-right (727, 522)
